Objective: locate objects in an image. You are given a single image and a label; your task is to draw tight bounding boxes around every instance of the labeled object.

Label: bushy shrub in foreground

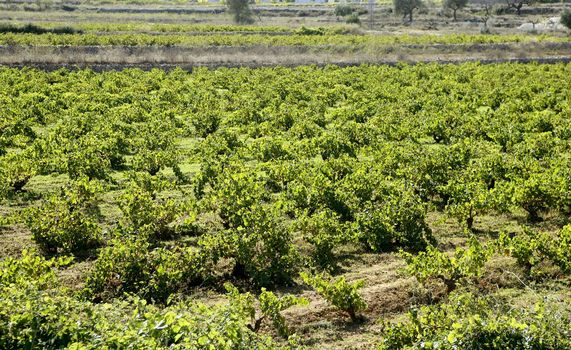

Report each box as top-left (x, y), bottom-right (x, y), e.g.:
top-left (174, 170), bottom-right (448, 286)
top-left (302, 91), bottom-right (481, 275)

top-left (301, 272), bottom-right (367, 322)
top-left (379, 292), bottom-right (571, 350)
top-left (24, 178), bottom-right (102, 254)
top-left (83, 238), bottom-right (206, 303)
top-left (0, 250), bottom-right (297, 350)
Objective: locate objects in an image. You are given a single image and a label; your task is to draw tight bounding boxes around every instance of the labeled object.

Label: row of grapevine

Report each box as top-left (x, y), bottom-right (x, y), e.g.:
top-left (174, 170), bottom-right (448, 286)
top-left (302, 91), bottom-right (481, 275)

top-left (0, 32), bottom-right (568, 46)
top-left (1, 63), bottom-right (570, 348)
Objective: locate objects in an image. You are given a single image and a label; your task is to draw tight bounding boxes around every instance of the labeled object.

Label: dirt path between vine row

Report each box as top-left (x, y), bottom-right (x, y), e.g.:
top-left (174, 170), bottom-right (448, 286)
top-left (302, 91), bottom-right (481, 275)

top-left (1, 42), bottom-right (571, 70)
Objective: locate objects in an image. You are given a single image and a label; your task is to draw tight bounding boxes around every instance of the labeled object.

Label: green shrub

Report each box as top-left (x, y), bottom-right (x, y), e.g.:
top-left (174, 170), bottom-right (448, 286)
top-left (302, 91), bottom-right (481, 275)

top-left (296, 210), bottom-right (351, 271)
top-left (24, 178), bottom-right (102, 254)
top-left (496, 229), bottom-right (548, 276)
top-left (118, 172), bottom-right (193, 240)
top-left (0, 252), bottom-right (90, 349)
top-left (84, 238), bottom-right (205, 302)
top-left (66, 135), bottom-right (115, 180)
top-left (208, 169), bottom-right (269, 229)
top-left (355, 188), bottom-right (432, 252)
top-left (259, 288), bottom-right (308, 338)
top-left (283, 167), bottom-right (338, 218)
top-left (221, 204), bottom-right (298, 286)
top-left (0, 151), bottom-right (35, 194)
top-left (401, 237), bottom-right (492, 294)
top-left (0, 251), bottom-right (287, 349)
top-left (118, 184), bottom-right (180, 240)
top-left (380, 293), bottom-right (571, 350)
top-left (497, 171), bottom-right (555, 222)
top-left (440, 173), bottom-right (494, 230)
top-left (334, 4), bottom-right (367, 18)
top-left (191, 112), bottom-right (220, 138)
top-left (497, 225), bottom-right (571, 276)
top-left (249, 137), bottom-right (293, 162)
top-left (132, 148), bottom-right (178, 176)
top-left (225, 283), bottom-right (307, 338)
top-left (300, 272), bottom-right (367, 322)
top-left (550, 225), bottom-right (571, 273)
top-left (346, 13), bottom-right (361, 25)
top-left (198, 205), bottom-right (298, 288)
top-left (315, 131), bottom-right (356, 160)
top-left (83, 238), bottom-right (151, 301)
top-left (0, 249), bottom-right (72, 290)
top-left (191, 156), bottom-right (226, 199)
top-left (197, 129), bottom-right (242, 159)
top-left (294, 26), bottom-right (326, 35)
top-left (131, 119), bottom-right (179, 175)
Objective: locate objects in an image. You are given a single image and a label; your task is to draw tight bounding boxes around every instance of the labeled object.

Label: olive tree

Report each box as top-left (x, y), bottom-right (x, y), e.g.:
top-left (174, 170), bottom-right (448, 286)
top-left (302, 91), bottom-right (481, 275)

top-left (394, 0), bottom-right (424, 22)
top-left (561, 9), bottom-right (571, 30)
top-left (227, 0), bottom-right (255, 24)
top-left (444, 0), bottom-right (468, 21)
top-left (479, 0), bottom-right (493, 33)
top-left (505, 0), bottom-right (532, 16)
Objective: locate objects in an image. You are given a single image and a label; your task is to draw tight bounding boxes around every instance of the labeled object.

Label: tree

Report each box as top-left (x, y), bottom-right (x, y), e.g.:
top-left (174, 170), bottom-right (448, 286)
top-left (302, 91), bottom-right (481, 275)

top-left (226, 0), bottom-right (255, 24)
top-left (394, 0), bottom-right (424, 22)
top-left (335, 4), bottom-right (354, 16)
top-left (444, 0), bottom-right (468, 21)
top-left (505, 0), bottom-right (532, 15)
top-left (480, 0), bottom-right (493, 33)
top-left (561, 9), bottom-right (571, 30)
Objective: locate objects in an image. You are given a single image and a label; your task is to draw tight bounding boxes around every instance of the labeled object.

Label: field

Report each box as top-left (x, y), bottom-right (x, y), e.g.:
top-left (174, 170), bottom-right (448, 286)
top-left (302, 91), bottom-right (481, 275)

top-left (1, 0), bottom-right (571, 349)
top-left (1, 0), bottom-right (571, 67)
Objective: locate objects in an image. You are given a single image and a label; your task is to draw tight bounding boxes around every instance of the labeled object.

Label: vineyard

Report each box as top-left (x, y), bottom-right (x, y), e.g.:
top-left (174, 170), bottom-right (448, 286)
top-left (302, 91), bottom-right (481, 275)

top-left (2, 30), bottom-right (570, 46)
top-left (1, 63), bottom-right (570, 348)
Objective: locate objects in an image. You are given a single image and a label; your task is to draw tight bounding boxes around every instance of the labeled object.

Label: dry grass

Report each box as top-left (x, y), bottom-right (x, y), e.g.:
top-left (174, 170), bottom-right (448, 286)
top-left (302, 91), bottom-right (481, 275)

top-left (1, 41), bottom-right (571, 69)
top-left (0, 224), bottom-right (33, 258)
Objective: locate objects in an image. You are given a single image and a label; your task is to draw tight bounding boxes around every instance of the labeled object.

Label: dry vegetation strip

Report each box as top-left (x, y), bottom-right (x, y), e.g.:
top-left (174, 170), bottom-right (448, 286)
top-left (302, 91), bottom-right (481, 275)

top-left (1, 41), bottom-right (571, 68)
